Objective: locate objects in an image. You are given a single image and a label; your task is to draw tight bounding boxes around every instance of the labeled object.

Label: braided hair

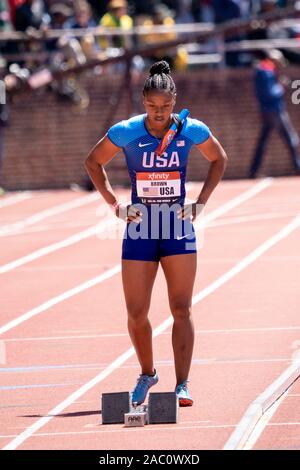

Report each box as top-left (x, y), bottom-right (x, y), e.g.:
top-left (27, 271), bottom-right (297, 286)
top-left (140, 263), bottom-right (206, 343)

top-left (143, 61), bottom-right (176, 96)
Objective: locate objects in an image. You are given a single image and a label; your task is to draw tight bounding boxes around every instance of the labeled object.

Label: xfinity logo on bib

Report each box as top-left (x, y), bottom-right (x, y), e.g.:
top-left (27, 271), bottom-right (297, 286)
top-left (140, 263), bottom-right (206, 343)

top-left (142, 151), bottom-right (180, 168)
top-left (148, 172), bottom-right (169, 180)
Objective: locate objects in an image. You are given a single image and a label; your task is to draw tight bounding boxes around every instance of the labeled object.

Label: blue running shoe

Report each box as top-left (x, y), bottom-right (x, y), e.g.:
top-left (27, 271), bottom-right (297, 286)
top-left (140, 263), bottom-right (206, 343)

top-left (175, 380), bottom-right (193, 407)
top-left (131, 370), bottom-right (159, 405)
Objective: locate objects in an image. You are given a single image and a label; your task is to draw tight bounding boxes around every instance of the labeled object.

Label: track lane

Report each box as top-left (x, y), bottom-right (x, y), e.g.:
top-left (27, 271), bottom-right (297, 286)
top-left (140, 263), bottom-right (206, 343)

top-left (0, 191), bottom-right (84, 225)
top-left (0, 180), bottom-right (275, 328)
top-left (252, 379), bottom-right (300, 450)
top-left (1, 177), bottom-right (299, 450)
top-left (0, 181), bottom-right (265, 266)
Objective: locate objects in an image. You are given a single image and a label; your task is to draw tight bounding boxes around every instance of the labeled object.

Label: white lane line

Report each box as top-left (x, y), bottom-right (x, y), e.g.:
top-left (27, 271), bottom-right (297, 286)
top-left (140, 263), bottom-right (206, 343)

top-left (191, 213), bottom-right (300, 307)
top-left (2, 211), bottom-right (294, 238)
top-left (207, 211), bottom-right (298, 228)
top-left (0, 382), bottom-right (84, 391)
top-left (223, 359), bottom-right (300, 450)
top-left (5, 333), bottom-right (129, 342)
top-left (2, 212), bottom-right (299, 450)
top-left (6, 264), bottom-right (111, 272)
top-left (0, 179), bottom-right (273, 333)
top-left (0, 193), bottom-right (99, 237)
top-left (0, 423), bottom-right (237, 439)
top-left (0, 264), bottom-right (121, 336)
top-left (193, 178), bottom-right (272, 232)
top-left (0, 218), bottom-right (118, 275)
top-left (197, 256), bottom-right (300, 264)
top-left (0, 193), bottom-right (32, 210)
top-left (0, 363), bottom-right (113, 373)
top-left (4, 325), bottom-right (300, 343)
top-left (5, 254), bottom-right (298, 272)
top-left (268, 421), bottom-right (300, 425)
top-left (243, 393), bottom-right (286, 449)
top-left (0, 357), bottom-right (293, 375)
top-left (0, 178), bottom-right (272, 275)
top-left (3, 221), bottom-right (95, 236)
top-left (219, 201), bottom-right (300, 218)
top-left (84, 419), bottom-right (215, 428)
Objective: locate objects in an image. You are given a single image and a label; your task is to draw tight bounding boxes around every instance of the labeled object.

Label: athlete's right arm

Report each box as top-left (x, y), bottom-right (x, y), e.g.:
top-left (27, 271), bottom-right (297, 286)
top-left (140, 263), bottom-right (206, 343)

top-left (85, 135), bottom-right (142, 223)
top-left (85, 134), bottom-right (121, 208)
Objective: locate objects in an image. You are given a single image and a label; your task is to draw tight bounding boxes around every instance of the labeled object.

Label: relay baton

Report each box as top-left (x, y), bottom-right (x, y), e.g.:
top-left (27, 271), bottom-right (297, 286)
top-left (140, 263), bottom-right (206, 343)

top-left (154, 108), bottom-right (190, 157)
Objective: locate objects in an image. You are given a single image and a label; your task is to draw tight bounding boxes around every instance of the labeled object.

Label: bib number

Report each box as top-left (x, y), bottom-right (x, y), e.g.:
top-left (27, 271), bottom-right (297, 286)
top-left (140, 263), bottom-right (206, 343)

top-left (136, 171), bottom-right (181, 204)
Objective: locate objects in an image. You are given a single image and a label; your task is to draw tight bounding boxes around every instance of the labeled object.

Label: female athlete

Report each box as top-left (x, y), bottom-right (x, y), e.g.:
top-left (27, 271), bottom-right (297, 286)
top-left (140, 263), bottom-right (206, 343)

top-left (85, 60), bottom-right (228, 407)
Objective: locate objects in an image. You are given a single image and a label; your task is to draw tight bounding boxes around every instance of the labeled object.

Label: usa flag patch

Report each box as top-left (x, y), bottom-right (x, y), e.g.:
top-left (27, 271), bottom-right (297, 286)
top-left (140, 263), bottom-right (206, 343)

top-left (176, 140), bottom-right (185, 147)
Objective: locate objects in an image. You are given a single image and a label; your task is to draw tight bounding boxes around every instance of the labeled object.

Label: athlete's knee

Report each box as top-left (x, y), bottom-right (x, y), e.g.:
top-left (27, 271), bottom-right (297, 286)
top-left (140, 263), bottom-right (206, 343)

top-left (170, 299), bottom-right (192, 321)
top-left (127, 305), bottom-right (149, 325)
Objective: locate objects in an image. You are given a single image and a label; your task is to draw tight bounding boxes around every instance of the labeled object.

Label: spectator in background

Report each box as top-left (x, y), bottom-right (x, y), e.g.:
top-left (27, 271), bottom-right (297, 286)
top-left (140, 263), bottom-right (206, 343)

top-left (0, 0), bottom-right (12, 31)
top-left (259, 0), bottom-right (279, 14)
top-left (63, 0), bottom-right (96, 29)
top-left (129, 0), bottom-right (156, 16)
top-left (212, 0), bottom-right (241, 23)
top-left (63, 0), bottom-right (106, 61)
top-left (15, 0), bottom-right (44, 31)
top-left (0, 57), bottom-right (11, 196)
top-left (249, 49), bottom-right (300, 178)
top-left (0, 100), bottom-right (8, 195)
top-left (13, 1), bottom-right (49, 70)
top-left (0, 0), bottom-right (13, 58)
top-left (99, 0), bottom-right (133, 49)
top-left (175, 0), bottom-right (194, 24)
top-left (141, 3), bottom-right (188, 71)
top-left (46, 3), bottom-right (73, 51)
top-left (212, 0), bottom-right (245, 66)
top-left (50, 3), bottom-right (73, 29)
top-left (248, 0), bottom-right (278, 42)
top-left (192, 0), bottom-right (214, 22)
top-left (46, 2), bottom-right (102, 112)
top-left (85, 0), bottom-right (109, 20)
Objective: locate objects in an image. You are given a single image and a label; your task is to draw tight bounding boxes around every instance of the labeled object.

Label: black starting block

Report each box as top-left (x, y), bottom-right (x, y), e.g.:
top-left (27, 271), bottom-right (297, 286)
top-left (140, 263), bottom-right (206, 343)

top-left (101, 391), bottom-right (179, 426)
top-left (148, 392), bottom-right (178, 424)
top-left (101, 392), bottom-right (130, 424)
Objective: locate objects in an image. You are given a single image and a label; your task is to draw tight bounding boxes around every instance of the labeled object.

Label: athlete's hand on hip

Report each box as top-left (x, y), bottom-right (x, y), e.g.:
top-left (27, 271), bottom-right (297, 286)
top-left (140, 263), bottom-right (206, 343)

top-left (115, 203), bottom-right (143, 224)
top-left (177, 202), bottom-right (204, 222)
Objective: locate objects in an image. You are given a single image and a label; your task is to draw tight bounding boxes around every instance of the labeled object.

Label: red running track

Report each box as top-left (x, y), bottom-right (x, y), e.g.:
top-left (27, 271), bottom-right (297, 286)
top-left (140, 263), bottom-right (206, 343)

top-left (0, 177), bottom-right (299, 450)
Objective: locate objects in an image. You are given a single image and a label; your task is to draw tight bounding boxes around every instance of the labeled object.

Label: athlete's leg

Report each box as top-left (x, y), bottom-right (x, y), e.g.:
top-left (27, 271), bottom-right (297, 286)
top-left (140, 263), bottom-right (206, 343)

top-left (122, 259), bottom-right (159, 375)
top-left (277, 110), bottom-right (300, 172)
top-left (160, 253), bottom-right (197, 385)
top-left (249, 112), bottom-right (274, 178)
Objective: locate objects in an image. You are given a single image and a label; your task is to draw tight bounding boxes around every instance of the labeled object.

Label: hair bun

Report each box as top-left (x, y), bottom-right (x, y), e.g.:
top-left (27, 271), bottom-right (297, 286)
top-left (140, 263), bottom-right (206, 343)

top-left (149, 60), bottom-right (171, 76)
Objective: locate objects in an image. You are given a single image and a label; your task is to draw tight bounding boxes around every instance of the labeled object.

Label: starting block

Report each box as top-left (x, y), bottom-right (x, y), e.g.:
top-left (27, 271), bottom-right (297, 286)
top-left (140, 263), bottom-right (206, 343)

top-left (148, 392), bottom-right (178, 424)
top-left (101, 391), bottom-right (178, 426)
top-left (101, 392), bottom-right (130, 424)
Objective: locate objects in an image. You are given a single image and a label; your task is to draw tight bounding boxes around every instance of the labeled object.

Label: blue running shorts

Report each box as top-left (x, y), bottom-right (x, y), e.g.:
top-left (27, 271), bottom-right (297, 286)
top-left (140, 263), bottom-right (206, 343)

top-left (122, 206), bottom-right (197, 261)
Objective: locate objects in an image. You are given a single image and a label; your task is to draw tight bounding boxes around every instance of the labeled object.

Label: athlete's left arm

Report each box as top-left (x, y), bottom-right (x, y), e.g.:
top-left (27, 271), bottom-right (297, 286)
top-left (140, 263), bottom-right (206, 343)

top-left (178, 134), bottom-right (227, 221)
top-left (195, 134), bottom-right (228, 206)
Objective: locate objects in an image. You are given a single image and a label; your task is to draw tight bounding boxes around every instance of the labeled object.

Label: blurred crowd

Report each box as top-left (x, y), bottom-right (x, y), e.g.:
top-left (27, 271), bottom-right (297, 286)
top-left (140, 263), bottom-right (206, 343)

top-left (0, 1), bottom-right (299, 193)
top-left (0, 0), bottom-right (291, 36)
top-left (0, 0), bottom-right (297, 140)
top-left (0, 1), bottom-right (297, 107)
top-left (0, 1), bottom-right (293, 69)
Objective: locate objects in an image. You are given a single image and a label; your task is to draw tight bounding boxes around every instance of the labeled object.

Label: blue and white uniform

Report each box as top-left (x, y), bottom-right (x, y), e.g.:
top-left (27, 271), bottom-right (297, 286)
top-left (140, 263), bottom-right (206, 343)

top-left (107, 114), bottom-right (211, 261)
